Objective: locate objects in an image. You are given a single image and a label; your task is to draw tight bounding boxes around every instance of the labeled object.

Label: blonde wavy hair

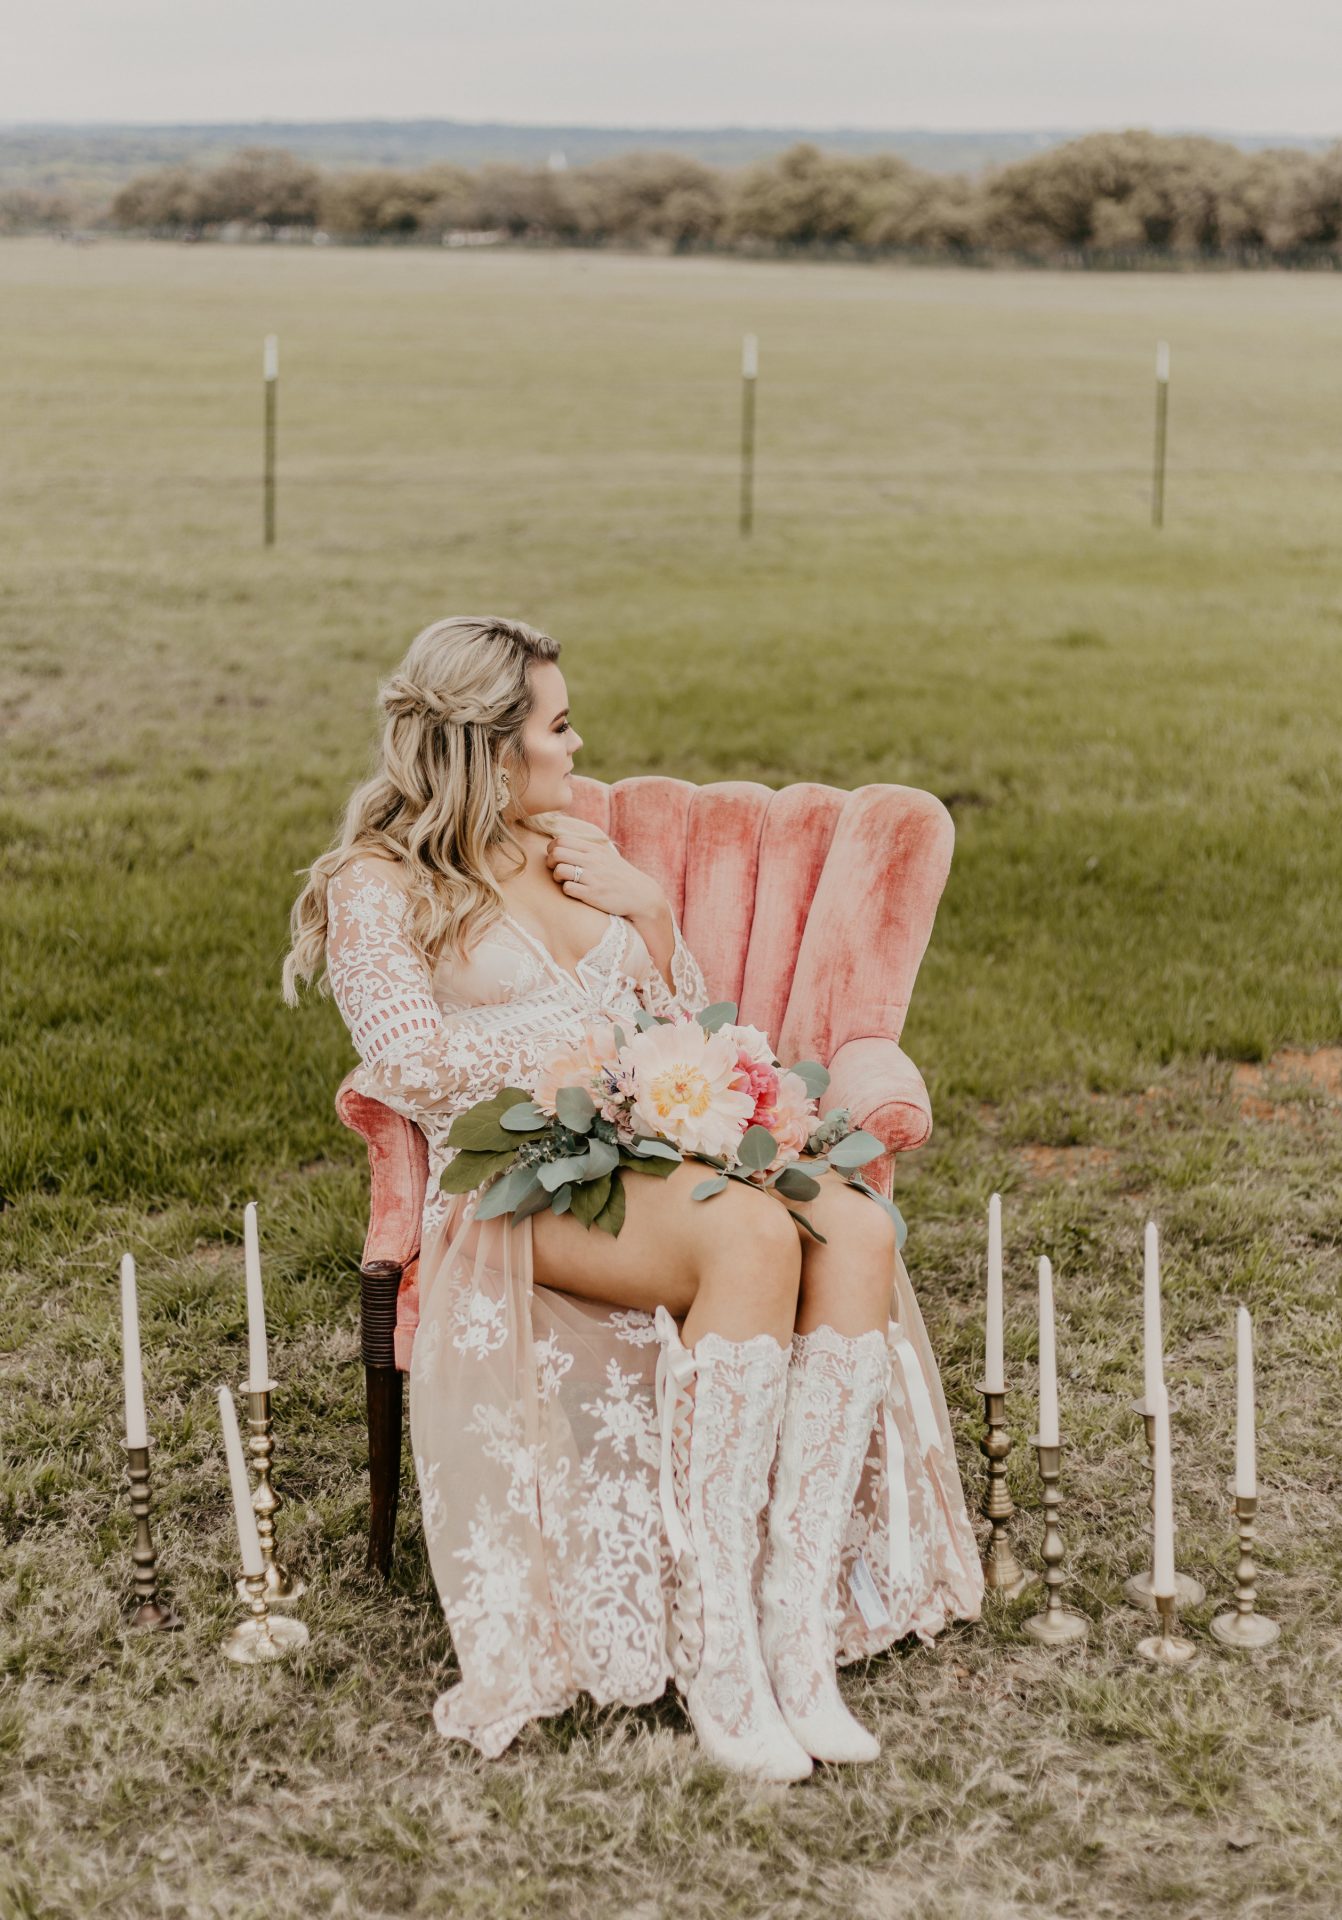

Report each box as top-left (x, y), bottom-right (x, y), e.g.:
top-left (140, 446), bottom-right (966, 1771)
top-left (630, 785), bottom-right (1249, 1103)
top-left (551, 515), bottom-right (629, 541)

top-left (282, 614), bottom-right (572, 1004)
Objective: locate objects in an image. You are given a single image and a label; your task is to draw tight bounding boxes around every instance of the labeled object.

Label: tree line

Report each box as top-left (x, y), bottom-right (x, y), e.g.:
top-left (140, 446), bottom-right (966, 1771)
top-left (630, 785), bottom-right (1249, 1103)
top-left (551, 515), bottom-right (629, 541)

top-left (12, 132), bottom-right (1342, 264)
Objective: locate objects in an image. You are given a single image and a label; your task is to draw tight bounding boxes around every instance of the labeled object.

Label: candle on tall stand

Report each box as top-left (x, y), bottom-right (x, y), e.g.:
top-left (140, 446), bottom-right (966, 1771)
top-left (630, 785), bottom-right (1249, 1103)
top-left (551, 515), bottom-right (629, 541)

top-left (1212, 1306), bottom-right (1280, 1648)
top-left (120, 1252), bottom-right (148, 1452)
top-left (976, 1192), bottom-right (1027, 1596)
top-left (739, 332), bottom-right (758, 538)
top-left (1136, 1383), bottom-right (1197, 1663)
top-left (1036, 1254), bottom-right (1059, 1447)
top-left (1143, 1220), bottom-right (1163, 1412)
top-left (119, 1253), bottom-right (179, 1630)
top-left (1126, 1221), bottom-right (1204, 1610)
top-left (244, 1201), bottom-right (269, 1392)
top-left (237, 1202), bottom-right (304, 1603)
top-left (985, 1192), bottom-right (1004, 1395)
top-left (1234, 1304), bottom-right (1256, 1501)
top-left (219, 1386), bottom-right (308, 1663)
top-left (1024, 1256), bottom-right (1088, 1644)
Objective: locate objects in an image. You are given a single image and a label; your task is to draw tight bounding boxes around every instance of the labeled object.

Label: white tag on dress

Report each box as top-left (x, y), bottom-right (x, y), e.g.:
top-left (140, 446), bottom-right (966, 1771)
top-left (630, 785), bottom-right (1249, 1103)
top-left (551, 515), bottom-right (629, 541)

top-left (848, 1551), bottom-right (892, 1631)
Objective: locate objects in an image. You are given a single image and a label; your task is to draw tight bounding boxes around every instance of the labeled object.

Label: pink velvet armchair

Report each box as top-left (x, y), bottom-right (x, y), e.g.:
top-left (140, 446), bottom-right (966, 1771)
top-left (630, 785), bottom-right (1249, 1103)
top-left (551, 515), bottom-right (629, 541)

top-left (337, 775), bottom-right (954, 1575)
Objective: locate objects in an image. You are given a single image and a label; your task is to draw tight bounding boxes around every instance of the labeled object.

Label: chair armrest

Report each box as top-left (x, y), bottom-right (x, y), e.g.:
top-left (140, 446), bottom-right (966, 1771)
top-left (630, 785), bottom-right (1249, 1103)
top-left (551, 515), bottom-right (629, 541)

top-left (335, 1073), bottom-right (429, 1270)
top-left (822, 1037), bottom-right (933, 1195)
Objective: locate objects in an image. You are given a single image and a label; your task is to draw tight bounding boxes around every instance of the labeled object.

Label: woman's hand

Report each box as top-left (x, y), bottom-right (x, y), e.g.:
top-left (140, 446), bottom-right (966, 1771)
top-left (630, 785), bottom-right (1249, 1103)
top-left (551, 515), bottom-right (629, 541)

top-left (544, 821), bottom-right (667, 923)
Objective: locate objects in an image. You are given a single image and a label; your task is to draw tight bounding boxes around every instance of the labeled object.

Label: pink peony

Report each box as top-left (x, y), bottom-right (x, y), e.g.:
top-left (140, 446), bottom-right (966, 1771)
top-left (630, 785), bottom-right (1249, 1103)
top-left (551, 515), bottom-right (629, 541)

top-left (620, 1019), bottom-right (756, 1161)
top-left (751, 1068), bottom-right (818, 1175)
top-left (532, 1022), bottom-right (625, 1119)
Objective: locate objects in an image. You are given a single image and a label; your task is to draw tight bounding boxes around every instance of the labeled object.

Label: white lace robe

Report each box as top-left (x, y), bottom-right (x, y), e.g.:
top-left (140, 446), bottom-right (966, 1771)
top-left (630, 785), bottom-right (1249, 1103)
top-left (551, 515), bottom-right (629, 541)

top-left (326, 855), bottom-right (984, 1758)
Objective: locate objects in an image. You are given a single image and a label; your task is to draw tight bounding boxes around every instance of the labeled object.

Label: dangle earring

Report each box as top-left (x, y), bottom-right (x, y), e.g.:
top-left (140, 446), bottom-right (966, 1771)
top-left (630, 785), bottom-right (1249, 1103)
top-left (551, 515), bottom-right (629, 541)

top-left (493, 768), bottom-right (511, 811)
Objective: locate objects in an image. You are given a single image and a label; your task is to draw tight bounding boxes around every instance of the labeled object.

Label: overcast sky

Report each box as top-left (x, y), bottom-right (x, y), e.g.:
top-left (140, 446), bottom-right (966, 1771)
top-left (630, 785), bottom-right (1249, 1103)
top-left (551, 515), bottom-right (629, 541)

top-left (2, 0), bottom-right (1338, 133)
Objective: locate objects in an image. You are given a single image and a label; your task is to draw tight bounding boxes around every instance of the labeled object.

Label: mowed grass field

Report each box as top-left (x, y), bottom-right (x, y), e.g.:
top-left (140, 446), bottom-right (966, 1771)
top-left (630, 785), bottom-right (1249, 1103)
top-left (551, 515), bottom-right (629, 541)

top-left (2, 237), bottom-right (1341, 1919)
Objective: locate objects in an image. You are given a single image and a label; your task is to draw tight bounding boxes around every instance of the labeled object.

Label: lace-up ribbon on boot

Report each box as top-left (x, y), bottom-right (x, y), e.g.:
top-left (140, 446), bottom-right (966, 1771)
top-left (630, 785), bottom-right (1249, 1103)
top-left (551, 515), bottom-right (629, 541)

top-left (652, 1305), bottom-right (813, 1784)
top-left (758, 1324), bottom-right (894, 1764)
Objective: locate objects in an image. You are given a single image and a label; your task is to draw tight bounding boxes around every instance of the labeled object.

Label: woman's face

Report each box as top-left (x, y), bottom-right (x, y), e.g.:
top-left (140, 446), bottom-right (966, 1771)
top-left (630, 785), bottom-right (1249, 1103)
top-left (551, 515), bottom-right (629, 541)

top-left (509, 661), bottom-right (582, 818)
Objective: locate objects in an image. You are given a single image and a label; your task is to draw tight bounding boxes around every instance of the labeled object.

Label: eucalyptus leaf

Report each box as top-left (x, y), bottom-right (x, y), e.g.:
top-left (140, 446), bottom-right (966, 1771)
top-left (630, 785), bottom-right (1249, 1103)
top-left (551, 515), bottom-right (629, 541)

top-left (473, 1163), bottom-right (542, 1220)
top-left (568, 1173), bottom-right (613, 1227)
top-left (500, 1101), bottom-right (550, 1132)
top-left (736, 1125), bottom-right (777, 1172)
top-left (627, 1137), bottom-right (681, 1161)
top-left (447, 1086), bottom-right (532, 1152)
top-left (827, 1129), bottom-right (885, 1169)
top-left (555, 1086), bottom-right (596, 1132)
top-left (630, 1007), bottom-right (658, 1031)
top-left (537, 1136), bottom-right (620, 1193)
top-left (551, 1184), bottom-right (573, 1214)
top-left (787, 1060), bottom-right (831, 1099)
top-left (612, 1025), bottom-right (628, 1051)
top-left (617, 1150), bottom-right (678, 1180)
top-left (788, 1208), bottom-right (829, 1244)
top-left (440, 1146), bottom-right (519, 1195)
top-left (695, 1001), bottom-right (738, 1033)
top-left (692, 1174), bottom-right (729, 1200)
top-left (772, 1165), bottom-right (822, 1201)
top-left (592, 1175), bottom-right (627, 1237)
top-left (513, 1180), bottom-right (555, 1221)
top-left (848, 1178), bottom-right (908, 1248)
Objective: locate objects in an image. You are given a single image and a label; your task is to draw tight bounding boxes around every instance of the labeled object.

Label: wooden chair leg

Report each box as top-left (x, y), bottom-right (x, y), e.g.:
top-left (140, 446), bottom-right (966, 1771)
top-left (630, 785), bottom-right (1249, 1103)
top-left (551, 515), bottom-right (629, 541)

top-left (360, 1259), bottom-right (404, 1577)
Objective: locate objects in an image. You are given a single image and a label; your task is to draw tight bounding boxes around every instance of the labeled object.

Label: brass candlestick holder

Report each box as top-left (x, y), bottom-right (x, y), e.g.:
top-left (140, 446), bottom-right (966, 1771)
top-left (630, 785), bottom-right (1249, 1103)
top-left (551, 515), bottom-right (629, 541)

top-left (1022, 1438), bottom-right (1089, 1645)
top-left (1210, 1485), bottom-right (1280, 1650)
top-left (1136, 1590), bottom-right (1198, 1665)
top-left (1124, 1396), bottom-right (1205, 1611)
top-left (124, 1444), bottom-right (181, 1631)
top-left (977, 1384), bottom-right (1030, 1598)
top-left (234, 1382), bottom-right (305, 1604)
top-left (223, 1566), bottom-right (310, 1664)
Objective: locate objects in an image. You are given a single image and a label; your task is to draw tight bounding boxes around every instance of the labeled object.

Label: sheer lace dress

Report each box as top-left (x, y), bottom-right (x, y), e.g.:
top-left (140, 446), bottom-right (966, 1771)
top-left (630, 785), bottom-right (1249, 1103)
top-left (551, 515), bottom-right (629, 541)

top-left (326, 854), bottom-right (983, 1757)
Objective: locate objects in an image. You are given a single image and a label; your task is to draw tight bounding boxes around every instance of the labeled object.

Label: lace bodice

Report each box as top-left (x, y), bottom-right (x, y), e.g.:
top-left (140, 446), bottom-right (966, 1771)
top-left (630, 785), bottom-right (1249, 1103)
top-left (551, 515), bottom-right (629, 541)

top-left (326, 855), bottom-right (711, 1188)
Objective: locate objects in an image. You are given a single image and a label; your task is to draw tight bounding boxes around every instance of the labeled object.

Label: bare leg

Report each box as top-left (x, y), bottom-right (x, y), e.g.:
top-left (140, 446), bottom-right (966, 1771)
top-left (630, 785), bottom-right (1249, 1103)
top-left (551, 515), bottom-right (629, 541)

top-left (771, 1157), bottom-right (898, 1337)
top-left (529, 1155), bottom-right (802, 1346)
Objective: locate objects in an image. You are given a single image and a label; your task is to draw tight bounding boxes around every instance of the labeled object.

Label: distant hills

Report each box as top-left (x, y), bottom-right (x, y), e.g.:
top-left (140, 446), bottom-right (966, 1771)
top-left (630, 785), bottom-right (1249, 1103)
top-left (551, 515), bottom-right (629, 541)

top-left (3, 118), bottom-right (1336, 198)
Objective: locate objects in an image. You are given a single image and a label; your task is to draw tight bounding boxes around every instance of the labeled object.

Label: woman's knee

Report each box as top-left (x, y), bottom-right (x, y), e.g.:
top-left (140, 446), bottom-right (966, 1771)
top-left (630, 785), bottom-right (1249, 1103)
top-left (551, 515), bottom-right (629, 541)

top-left (692, 1180), bottom-right (802, 1294)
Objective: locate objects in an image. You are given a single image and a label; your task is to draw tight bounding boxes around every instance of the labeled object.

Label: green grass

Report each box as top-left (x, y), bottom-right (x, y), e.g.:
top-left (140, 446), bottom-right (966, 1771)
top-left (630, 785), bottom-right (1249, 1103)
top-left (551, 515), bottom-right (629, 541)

top-left (2, 237), bottom-right (1341, 1918)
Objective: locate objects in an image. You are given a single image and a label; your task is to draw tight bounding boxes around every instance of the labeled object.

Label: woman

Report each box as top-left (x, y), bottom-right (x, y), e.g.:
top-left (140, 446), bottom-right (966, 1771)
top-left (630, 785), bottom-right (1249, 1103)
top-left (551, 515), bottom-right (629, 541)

top-left (284, 615), bottom-right (982, 1782)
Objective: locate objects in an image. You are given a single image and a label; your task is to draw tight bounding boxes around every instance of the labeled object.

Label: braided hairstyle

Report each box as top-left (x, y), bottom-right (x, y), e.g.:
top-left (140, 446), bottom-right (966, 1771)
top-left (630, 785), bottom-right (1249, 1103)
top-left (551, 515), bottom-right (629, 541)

top-left (282, 615), bottom-right (567, 1001)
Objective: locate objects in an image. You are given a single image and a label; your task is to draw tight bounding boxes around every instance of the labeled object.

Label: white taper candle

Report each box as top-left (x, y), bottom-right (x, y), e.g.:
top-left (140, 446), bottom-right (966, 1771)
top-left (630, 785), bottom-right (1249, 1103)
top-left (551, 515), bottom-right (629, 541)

top-left (263, 333), bottom-right (278, 382)
top-left (1037, 1255), bottom-right (1059, 1446)
top-left (984, 1192), bottom-right (1005, 1393)
top-left (218, 1385), bottom-right (264, 1578)
top-left (1156, 339), bottom-right (1169, 383)
top-left (1235, 1305), bottom-right (1257, 1499)
top-left (1151, 1381), bottom-right (1176, 1598)
top-left (1142, 1220), bottom-right (1164, 1411)
top-left (120, 1252), bottom-right (149, 1449)
top-left (243, 1202), bottom-right (269, 1390)
top-left (742, 332), bottom-right (758, 381)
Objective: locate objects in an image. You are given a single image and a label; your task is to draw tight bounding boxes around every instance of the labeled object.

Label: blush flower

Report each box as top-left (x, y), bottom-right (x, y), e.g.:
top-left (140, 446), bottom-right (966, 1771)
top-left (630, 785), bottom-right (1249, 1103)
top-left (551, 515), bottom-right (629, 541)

top-left (620, 1019), bottom-right (756, 1161)
top-left (532, 1022), bottom-right (625, 1118)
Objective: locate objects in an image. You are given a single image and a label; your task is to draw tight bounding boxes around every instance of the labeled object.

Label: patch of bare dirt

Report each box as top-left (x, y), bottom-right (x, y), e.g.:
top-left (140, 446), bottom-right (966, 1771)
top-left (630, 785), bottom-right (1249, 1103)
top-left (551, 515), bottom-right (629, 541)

top-left (1231, 1047), bottom-right (1342, 1116)
top-left (1016, 1144), bottom-right (1117, 1182)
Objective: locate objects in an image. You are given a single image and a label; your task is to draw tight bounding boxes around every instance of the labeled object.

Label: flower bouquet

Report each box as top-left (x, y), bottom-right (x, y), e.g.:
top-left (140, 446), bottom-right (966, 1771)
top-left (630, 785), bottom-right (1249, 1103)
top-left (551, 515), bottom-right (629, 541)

top-left (440, 998), bottom-right (907, 1247)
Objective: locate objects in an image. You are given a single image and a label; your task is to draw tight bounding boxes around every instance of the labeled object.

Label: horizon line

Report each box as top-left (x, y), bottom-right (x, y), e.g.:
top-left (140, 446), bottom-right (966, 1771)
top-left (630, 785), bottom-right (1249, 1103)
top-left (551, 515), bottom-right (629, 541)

top-left (1, 114), bottom-right (1336, 141)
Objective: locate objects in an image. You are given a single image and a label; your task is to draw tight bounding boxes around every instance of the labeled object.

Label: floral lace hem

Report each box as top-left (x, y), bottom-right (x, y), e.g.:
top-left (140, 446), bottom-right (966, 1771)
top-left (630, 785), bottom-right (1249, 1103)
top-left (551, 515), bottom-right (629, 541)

top-left (432, 1658), bottom-right (676, 1759)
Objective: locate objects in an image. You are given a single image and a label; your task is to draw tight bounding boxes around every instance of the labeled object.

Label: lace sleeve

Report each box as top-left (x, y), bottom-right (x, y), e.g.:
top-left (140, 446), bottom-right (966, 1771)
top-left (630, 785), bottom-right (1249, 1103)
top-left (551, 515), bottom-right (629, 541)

top-left (638, 914), bottom-right (711, 1022)
top-left (325, 856), bottom-right (521, 1123)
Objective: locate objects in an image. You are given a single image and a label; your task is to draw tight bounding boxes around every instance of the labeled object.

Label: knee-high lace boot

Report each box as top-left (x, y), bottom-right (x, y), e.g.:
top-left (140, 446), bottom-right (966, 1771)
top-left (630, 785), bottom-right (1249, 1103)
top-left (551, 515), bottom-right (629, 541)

top-left (652, 1305), bottom-right (813, 1784)
top-left (758, 1324), bottom-right (892, 1764)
